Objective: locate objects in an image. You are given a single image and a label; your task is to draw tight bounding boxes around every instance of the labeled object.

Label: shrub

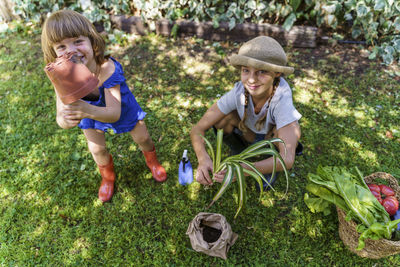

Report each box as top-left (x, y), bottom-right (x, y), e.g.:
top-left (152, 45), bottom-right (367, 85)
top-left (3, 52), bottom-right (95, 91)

top-left (10, 0), bottom-right (399, 64)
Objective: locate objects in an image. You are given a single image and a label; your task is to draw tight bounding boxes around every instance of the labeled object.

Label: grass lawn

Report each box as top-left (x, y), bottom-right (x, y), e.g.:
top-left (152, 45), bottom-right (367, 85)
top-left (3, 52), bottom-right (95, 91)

top-left (1, 26), bottom-right (399, 265)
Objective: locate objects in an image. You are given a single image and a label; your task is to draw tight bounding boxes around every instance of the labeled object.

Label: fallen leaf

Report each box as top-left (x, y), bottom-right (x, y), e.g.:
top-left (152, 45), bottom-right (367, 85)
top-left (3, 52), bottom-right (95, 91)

top-left (386, 130), bottom-right (393, 139)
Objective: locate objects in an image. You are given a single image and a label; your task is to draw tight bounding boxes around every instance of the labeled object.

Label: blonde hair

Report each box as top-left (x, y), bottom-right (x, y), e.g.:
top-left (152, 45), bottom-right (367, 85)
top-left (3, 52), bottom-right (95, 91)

top-left (238, 77), bottom-right (280, 133)
top-left (41, 10), bottom-right (106, 65)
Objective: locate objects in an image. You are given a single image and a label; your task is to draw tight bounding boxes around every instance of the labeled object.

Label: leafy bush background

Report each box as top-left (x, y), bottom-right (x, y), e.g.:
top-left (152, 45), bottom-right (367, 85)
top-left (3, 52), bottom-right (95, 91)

top-left (9, 0), bottom-right (400, 63)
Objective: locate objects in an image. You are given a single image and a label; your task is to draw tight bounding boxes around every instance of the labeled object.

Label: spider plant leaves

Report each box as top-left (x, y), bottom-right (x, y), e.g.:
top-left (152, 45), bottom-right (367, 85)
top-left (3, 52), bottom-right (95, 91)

top-left (240, 147), bottom-right (289, 195)
top-left (199, 130), bottom-right (223, 171)
top-left (233, 162), bottom-right (246, 219)
top-left (235, 159), bottom-right (275, 192)
top-left (239, 148), bottom-right (280, 160)
top-left (207, 164), bottom-right (234, 208)
top-left (271, 152), bottom-right (277, 188)
top-left (199, 134), bottom-right (215, 170)
top-left (243, 169), bottom-right (264, 194)
top-left (201, 129), bottom-right (290, 218)
top-left (240, 138), bottom-right (284, 155)
top-left (269, 149), bottom-right (290, 196)
top-left (215, 128), bottom-right (223, 171)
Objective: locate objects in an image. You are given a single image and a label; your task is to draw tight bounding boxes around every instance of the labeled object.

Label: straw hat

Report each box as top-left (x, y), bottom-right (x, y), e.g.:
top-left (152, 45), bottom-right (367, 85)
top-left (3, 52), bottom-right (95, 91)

top-left (230, 36), bottom-right (294, 75)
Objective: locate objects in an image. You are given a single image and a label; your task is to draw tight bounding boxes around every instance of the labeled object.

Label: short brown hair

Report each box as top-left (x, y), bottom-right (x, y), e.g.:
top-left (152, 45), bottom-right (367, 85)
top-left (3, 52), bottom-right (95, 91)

top-left (41, 10), bottom-right (106, 64)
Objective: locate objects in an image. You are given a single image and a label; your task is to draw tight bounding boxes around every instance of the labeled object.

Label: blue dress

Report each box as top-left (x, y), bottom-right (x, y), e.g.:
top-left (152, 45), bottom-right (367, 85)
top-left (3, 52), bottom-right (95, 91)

top-left (78, 57), bottom-right (146, 133)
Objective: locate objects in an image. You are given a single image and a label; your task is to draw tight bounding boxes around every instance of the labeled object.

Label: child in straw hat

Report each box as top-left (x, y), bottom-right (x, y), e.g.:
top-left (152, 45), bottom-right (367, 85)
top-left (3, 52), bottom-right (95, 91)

top-left (190, 36), bottom-right (302, 189)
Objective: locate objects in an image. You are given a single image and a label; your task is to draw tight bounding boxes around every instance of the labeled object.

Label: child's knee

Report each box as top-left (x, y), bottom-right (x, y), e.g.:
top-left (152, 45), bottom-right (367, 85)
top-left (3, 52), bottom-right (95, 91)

top-left (88, 143), bottom-right (108, 157)
top-left (134, 132), bottom-right (152, 145)
top-left (215, 111), bottom-right (239, 129)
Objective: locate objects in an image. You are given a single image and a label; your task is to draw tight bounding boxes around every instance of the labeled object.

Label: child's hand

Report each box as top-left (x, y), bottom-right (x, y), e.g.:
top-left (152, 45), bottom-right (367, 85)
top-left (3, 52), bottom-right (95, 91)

top-left (56, 99), bottom-right (85, 129)
top-left (62, 100), bottom-right (90, 121)
top-left (59, 117), bottom-right (80, 129)
top-left (213, 162), bottom-right (251, 183)
top-left (213, 170), bottom-right (226, 183)
top-left (195, 158), bottom-right (214, 185)
top-left (213, 169), bottom-right (237, 183)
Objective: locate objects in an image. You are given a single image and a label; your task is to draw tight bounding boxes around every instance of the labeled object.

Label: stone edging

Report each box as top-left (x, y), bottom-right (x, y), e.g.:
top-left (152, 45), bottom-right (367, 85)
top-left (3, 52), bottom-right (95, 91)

top-left (106, 15), bottom-right (318, 48)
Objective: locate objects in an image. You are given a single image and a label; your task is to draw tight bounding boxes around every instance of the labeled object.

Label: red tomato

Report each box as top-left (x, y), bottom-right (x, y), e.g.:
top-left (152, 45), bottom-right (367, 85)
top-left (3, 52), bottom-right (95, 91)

top-left (371, 190), bottom-right (383, 204)
top-left (367, 184), bottom-right (381, 193)
top-left (382, 196), bottom-right (399, 216)
top-left (379, 184), bottom-right (395, 197)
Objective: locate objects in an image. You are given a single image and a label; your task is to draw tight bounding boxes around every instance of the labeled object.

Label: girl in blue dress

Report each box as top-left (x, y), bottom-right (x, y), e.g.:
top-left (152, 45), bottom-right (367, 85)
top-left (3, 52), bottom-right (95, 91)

top-left (41, 10), bottom-right (167, 202)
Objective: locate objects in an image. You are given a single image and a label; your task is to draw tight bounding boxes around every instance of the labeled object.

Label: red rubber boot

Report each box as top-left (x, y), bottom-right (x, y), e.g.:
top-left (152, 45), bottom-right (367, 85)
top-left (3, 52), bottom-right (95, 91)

top-left (97, 155), bottom-right (116, 202)
top-left (142, 146), bottom-right (167, 182)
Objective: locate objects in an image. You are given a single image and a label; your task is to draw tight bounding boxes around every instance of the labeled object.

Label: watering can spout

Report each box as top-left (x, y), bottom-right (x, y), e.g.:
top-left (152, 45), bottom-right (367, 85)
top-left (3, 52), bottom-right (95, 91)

top-left (179, 150), bottom-right (193, 185)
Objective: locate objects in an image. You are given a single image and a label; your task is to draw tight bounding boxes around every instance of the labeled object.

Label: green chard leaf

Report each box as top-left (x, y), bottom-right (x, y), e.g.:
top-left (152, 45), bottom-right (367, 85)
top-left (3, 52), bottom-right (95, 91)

top-left (305, 183), bottom-right (349, 213)
top-left (304, 193), bottom-right (332, 215)
top-left (355, 184), bottom-right (390, 223)
top-left (333, 173), bottom-right (375, 227)
top-left (307, 173), bottom-right (339, 195)
top-left (354, 166), bottom-right (368, 190)
top-left (356, 219), bottom-right (400, 250)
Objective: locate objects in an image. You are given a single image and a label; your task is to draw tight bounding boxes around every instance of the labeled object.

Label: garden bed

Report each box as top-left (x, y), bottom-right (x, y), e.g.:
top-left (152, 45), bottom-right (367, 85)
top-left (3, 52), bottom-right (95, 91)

top-left (106, 15), bottom-right (318, 48)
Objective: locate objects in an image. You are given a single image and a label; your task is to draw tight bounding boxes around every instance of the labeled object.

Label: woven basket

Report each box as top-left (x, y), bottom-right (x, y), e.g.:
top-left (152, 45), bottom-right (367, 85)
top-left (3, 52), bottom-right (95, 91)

top-left (337, 172), bottom-right (400, 259)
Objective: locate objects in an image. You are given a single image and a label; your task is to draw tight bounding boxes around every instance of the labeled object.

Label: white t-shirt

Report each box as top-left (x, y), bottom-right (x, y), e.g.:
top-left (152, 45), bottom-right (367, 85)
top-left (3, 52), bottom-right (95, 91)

top-left (217, 77), bottom-right (302, 134)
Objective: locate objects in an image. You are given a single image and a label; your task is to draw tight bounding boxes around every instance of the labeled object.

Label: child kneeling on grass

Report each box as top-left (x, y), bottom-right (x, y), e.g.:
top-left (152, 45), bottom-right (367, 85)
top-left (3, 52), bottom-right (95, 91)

top-left (41, 10), bottom-right (167, 202)
top-left (190, 36), bottom-right (302, 189)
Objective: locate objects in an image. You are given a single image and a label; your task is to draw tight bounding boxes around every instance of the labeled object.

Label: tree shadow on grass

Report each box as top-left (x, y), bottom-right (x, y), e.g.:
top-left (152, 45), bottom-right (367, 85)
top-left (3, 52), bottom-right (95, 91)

top-left (289, 45), bottom-right (399, 174)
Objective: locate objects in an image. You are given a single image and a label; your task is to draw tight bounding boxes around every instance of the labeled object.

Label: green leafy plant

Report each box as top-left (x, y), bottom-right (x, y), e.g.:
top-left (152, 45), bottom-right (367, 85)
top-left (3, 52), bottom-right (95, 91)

top-left (10, 0), bottom-right (400, 65)
top-left (200, 129), bottom-right (289, 219)
top-left (304, 166), bottom-right (400, 250)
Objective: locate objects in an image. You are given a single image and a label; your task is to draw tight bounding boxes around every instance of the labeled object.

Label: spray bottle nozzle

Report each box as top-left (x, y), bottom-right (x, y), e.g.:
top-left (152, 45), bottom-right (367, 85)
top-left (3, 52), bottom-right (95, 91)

top-left (179, 149), bottom-right (193, 185)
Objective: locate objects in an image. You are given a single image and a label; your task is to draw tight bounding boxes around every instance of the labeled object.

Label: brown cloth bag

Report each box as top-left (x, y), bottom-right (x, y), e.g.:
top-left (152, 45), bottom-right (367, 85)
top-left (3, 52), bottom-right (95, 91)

top-left (186, 212), bottom-right (238, 260)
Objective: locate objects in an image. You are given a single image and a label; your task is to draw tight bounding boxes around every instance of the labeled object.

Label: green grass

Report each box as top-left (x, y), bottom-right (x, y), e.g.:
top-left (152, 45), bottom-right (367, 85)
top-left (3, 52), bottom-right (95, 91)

top-left (1, 26), bottom-right (399, 266)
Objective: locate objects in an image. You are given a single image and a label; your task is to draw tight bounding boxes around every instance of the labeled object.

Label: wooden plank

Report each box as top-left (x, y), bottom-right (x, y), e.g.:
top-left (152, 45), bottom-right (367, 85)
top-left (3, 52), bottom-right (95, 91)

top-left (109, 15), bottom-right (317, 48)
top-left (110, 15), bottom-right (147, 35)
top-left (156, 19), bottom-right (317, 47)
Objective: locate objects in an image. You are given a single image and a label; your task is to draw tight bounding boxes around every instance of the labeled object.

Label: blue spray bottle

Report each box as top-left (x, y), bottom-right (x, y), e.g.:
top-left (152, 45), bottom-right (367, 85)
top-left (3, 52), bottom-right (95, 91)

top-left (179, 150), bottom-right (193, 185)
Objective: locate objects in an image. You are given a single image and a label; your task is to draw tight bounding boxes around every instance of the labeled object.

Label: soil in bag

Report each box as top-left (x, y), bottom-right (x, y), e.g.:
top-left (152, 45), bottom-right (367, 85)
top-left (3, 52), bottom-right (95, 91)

top-left (201, 221), bottom-right (222, 243)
